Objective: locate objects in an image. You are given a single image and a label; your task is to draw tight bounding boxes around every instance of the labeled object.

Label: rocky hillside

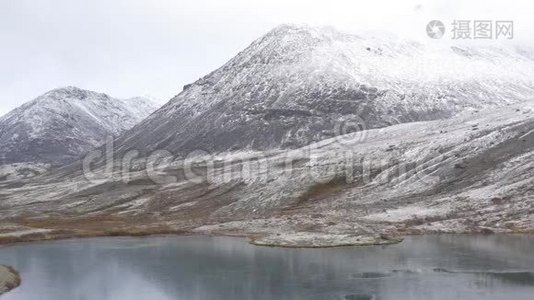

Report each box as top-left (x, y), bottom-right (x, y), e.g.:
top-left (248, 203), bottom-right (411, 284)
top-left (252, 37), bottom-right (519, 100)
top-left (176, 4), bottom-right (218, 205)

top-left (115, 24), bottom-right (534, 156)
top-left (0, 87), bottom-right (157, 179)
top-left (1, 100), bottom-right (534, 246)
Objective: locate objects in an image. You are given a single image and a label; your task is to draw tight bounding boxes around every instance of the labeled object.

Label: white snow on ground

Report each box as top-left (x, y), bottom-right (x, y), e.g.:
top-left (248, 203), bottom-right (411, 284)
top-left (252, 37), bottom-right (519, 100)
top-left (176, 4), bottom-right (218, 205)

top-left (362, 206), bottom-right (450, 223)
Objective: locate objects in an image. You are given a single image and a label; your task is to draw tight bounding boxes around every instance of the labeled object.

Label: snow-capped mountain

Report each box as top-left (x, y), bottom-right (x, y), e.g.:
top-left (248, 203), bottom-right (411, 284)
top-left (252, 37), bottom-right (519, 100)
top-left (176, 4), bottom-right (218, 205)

top-left (115, 24), bottom-right (534, 156)
top-left (2, 25), bottom-right (534, 246)
top-left (0, 87), bottom-right (158, 172)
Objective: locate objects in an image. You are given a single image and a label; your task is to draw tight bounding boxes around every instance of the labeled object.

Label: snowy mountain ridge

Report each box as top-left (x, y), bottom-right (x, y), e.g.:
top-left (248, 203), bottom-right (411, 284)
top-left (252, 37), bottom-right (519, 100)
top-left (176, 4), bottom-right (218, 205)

top-left (116, 24), bottom-right (534, 156)
top-left (0, 86), bottom-right (158, 170)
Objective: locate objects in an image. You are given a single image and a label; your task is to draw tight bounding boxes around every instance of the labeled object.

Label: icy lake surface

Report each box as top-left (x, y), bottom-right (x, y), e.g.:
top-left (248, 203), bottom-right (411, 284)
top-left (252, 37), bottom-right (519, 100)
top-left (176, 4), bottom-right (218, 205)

top-left (0, 235), bottom-right (534, 299)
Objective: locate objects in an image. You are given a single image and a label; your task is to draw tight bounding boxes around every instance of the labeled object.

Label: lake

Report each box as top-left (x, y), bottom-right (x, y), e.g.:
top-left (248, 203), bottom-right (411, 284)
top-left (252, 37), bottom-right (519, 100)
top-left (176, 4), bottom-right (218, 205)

top-left (0, 235), bottom-right (533, 299)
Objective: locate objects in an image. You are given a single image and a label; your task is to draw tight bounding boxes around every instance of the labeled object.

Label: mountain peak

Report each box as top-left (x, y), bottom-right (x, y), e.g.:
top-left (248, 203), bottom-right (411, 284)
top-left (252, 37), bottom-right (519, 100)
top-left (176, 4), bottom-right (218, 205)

top-left (262, 24), bottom-right (360, 45)
top-left (268, 23), bottom-right (312, 35)
top-left (42, 86), bottom-right (109, 102)
top-left (123, 25), bottom-right (534, 156)
top-left (51, 86), bottom-right (84, 93)
top-left (0, 88), bottom-right (157, 167)
top-left (211, 24), bottom-right (344, 72)
top-left (267, 24), bottom-right (347, 36)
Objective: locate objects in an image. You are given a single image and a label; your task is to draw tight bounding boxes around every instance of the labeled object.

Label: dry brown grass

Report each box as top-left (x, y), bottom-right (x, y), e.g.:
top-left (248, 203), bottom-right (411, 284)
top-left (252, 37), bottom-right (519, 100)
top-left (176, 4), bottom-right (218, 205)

top-left (0, 215), bottom-right (189, 245)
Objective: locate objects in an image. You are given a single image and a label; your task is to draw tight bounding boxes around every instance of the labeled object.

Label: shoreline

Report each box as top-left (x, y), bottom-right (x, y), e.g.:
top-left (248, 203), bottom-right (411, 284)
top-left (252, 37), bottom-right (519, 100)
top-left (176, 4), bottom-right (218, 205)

top-left (0, 265), bottom-right (21, 295)
top-left (0, 229), bottom-right (402, 249)
top-left (0, 218), bottom-right (406, 248)
top-left (0, 225), bottom-right (531, 249)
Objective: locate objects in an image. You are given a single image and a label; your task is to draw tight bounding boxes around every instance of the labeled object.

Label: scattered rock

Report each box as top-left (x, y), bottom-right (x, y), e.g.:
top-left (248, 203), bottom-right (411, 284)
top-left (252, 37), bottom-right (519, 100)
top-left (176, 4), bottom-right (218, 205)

top-left (250, 232), bottom-right (402, 248)
top-left (454, 163), bottom-right (467, 169)
top-left (0, 265), bottom-right (21, 295)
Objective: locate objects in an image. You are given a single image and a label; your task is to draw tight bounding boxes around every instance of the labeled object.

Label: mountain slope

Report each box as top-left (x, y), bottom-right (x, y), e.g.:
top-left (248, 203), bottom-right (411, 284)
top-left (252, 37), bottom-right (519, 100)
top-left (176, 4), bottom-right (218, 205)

top-left (1, 101), bottom-right (534, 246)
top-left (0, 87), bottom-right (157, 174)
top-left (116, 24), bottom-right (534, 156)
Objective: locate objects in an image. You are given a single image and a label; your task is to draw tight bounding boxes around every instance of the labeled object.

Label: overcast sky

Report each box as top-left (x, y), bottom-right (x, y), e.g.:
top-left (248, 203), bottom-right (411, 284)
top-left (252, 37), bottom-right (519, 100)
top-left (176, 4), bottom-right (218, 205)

top-left (1, 0), bottom-right (533, 116)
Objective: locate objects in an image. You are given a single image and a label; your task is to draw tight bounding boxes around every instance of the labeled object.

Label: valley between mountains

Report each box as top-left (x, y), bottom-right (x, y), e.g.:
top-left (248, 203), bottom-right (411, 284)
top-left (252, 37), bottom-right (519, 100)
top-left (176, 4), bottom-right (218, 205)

top-left (1, 25), bottom-right (534, 247)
